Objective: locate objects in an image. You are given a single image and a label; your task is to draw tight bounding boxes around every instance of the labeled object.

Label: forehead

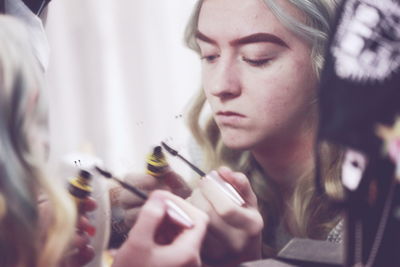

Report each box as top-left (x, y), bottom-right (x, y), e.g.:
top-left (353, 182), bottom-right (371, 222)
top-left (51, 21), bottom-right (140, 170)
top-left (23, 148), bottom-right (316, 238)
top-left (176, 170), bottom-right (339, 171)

top-left (198, 0), bottom-right (305, 42)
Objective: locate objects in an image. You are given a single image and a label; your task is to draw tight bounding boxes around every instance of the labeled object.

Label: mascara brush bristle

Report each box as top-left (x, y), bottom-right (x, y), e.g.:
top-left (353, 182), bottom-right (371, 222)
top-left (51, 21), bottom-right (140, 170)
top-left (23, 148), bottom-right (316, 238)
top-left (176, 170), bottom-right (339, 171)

top-left (94, 166), bottom-right (112, 178)
top-left (161, 141), bottom-right (178, 156)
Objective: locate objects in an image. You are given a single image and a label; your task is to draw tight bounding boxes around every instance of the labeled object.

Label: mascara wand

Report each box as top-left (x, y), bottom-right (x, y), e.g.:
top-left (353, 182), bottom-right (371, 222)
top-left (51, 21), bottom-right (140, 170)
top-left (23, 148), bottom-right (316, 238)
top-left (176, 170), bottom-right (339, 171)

top-left (94, 165), bottom-right (194, 228)
top-left (160, 141), bottom-right (245, 206)
top-left (94, 166), bottom-right (148, 200)
top-left (161, 142), bottom-right (205, 176)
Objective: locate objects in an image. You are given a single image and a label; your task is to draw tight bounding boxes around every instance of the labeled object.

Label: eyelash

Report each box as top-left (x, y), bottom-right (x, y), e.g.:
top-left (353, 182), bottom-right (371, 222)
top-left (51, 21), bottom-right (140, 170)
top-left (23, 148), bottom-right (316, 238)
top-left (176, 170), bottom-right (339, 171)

top-left (200, 55), bottom-right (272, 68)
top-left (242, 57), bottom-right (271, 67)
top-left (200, 55), bottom-right (220, 63)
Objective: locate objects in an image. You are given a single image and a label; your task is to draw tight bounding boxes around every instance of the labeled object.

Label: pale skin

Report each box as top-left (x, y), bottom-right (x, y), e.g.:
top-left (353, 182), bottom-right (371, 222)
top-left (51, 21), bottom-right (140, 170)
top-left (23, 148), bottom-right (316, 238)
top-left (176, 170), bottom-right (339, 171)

top-left (192, 0), bottom-right (318, 263)
top-left (121, 0), bottom-right (319, 265)
top-left (197, 0), bottom-right (317, 201)
top-left (113, 190), bottom-right (209, 267)
top-left (120, 167), bottom-right (263, 266)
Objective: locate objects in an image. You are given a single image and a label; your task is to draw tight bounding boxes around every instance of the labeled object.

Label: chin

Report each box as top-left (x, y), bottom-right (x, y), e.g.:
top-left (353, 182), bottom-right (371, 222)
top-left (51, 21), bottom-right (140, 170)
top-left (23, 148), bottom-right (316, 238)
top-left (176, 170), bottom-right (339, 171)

top-left (220, 132), bottom-right (255, 150)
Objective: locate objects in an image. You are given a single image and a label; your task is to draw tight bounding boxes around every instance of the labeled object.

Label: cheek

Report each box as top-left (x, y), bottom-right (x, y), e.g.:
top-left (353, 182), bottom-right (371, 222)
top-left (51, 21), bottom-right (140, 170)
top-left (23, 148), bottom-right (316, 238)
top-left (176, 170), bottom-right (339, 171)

top-left (243, 59), bottom-right (318, 135)
top-left (201, 69), bottom-right (214, 98)
top-left (272, 58), bottom-right (316, 109)
top-left (245, 62), bottom-right (311, 114)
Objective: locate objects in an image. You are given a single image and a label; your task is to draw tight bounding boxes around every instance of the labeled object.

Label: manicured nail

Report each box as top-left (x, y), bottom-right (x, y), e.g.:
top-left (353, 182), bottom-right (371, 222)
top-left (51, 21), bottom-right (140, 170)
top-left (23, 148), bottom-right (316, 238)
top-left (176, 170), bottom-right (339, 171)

top-left (206, 171), bottom-right (245, 206)
top-left (165, 200), bottom-right (194, 229)
top-left (85, 225), bottom-right (96, 237)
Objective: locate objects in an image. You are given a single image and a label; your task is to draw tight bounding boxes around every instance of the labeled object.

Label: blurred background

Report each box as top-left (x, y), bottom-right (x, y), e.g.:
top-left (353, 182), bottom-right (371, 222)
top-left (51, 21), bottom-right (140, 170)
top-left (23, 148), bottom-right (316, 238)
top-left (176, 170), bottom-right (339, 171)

top-left (45, 0), bottom-right (201, 177)
top-left (43, 2), bottom-right (202, 265)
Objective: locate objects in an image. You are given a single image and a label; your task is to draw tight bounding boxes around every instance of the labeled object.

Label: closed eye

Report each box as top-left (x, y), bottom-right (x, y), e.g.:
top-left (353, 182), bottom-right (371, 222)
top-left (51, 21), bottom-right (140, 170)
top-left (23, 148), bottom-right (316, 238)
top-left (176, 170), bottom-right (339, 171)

top-left (200, 54), bottom-right (220, 63)
top-left (242, 57), bottom-right (272, 67)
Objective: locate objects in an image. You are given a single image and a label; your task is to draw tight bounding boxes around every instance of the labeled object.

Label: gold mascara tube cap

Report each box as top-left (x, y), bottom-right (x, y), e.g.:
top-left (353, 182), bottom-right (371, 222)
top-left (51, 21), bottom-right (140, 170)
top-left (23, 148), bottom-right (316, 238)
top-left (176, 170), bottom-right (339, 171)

top-left (146, 146), bottom-right (170, 177)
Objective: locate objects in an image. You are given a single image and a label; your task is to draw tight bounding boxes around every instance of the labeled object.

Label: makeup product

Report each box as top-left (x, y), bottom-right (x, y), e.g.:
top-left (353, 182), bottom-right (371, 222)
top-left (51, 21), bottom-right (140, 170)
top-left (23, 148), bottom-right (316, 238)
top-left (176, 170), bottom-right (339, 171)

top-left (94, 166), bottom-right (193, 228)
top-left (68, 169), bottom-right (96, 236)
top-left (161, 142), bottom-right (245, 206)
top-left (68, 169), bottom-right (93, 205)
top-left (146, 146), bottom-right (169, 177)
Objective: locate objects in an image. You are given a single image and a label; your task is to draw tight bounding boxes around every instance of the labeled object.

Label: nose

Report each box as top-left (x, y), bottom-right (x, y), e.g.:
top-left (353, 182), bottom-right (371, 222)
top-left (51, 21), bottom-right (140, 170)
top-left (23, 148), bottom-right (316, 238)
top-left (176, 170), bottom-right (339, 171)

top-left (209, 57), bottom-right (241, 101)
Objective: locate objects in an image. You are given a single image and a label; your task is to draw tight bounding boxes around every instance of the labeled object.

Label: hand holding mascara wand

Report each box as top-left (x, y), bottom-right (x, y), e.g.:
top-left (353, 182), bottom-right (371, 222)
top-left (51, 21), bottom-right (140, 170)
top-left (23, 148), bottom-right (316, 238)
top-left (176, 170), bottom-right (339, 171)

top-left (94, 166), bottom-right (194, 228)
top-left (68, 169), bottom-right (97, 236)
top-left (161, 142), bottom-right (245, 206)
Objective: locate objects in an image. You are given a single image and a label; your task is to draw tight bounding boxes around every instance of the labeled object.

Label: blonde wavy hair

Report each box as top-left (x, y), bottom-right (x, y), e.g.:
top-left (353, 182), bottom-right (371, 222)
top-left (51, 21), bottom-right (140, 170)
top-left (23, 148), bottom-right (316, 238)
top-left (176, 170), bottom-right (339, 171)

top-left (184, 0), bottom-right (343, 256)
top-left (0, 15), bottom-right (76, 267)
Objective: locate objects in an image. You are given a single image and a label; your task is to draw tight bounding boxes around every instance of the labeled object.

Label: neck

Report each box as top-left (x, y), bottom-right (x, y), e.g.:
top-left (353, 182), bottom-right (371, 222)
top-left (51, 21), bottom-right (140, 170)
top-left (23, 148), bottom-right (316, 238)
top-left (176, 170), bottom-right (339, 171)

top-left (251, 125), bottom-right (316, 198)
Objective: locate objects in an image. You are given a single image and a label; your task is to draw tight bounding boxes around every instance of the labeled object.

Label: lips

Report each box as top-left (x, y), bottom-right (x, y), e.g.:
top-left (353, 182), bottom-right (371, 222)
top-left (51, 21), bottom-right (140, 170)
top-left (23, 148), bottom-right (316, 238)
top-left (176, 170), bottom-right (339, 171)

top-left (215, 111), bottom-right (245, 125)
top-left (216, 111), bottom-right (245, 117)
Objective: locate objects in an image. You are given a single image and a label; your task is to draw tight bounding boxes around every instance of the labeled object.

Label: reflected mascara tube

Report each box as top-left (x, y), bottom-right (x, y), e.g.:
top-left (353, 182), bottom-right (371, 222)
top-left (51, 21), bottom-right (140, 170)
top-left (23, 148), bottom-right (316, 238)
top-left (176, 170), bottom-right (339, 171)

top-left (94, 166), bottom-right (193, 228)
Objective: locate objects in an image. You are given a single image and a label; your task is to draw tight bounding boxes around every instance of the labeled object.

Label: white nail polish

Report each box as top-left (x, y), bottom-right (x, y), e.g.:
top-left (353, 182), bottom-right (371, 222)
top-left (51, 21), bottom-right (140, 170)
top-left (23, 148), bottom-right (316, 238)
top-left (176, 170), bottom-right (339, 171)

top-left (165, 199), bottom-right (194, 228)
top-left (206, 171), bottom-right (245, 206)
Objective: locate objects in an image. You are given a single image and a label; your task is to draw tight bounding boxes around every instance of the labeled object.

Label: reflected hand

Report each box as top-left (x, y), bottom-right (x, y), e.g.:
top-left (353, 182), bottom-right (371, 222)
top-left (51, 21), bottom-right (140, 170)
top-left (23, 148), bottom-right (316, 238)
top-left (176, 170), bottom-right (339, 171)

top-left (113, 190), bottom-right (209, 267)
top-left (61, 197), bottom-right (97, 267)
top-left (119, 171), bottom-right (191, 228)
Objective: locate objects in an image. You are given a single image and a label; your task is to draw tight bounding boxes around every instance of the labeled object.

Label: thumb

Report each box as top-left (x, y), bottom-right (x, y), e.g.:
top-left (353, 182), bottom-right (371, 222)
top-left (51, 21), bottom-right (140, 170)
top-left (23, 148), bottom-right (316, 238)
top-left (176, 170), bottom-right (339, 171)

top-left (128, 191), bottom-right (167, 245)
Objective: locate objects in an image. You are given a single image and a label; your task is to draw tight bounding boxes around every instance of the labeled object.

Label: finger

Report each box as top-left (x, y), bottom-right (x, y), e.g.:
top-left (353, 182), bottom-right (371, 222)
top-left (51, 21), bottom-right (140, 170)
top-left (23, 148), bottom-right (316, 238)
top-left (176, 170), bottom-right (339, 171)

top-left (199, 175), bottom-right (241, 217)
top-left (77, 215), bottom-right (96, 237)
top-left (187, 189), bottom-right (233, 242)
top-left (158, 192), bottom-right (209, 253)
top-left (78, 197), bottom-right (97, 213)
top-left (71, 230), bottom-right (90, 250)
top-left (199, 174), bottom-right (263, 233)
top-left (65, 244), bottom-right (95, 267)
top-left (218, 166), bottom-right (258, 207)
top-left (186, 188), bottom-right (213, 214)
top-left (127, 191), bottom-right (168, 246)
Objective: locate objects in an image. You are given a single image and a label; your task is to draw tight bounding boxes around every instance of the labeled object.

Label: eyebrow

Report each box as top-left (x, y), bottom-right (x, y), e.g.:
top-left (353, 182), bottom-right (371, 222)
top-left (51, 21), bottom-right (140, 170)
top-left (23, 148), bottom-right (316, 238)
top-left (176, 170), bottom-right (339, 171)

top-left (195, 30), bottom-right (289, 48)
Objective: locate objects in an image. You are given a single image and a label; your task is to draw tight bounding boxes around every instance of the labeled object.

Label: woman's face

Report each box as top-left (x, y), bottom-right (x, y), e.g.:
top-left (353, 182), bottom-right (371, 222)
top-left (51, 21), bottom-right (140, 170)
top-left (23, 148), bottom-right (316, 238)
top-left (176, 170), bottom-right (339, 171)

top-left (197, 0), bottom-right (318, 150)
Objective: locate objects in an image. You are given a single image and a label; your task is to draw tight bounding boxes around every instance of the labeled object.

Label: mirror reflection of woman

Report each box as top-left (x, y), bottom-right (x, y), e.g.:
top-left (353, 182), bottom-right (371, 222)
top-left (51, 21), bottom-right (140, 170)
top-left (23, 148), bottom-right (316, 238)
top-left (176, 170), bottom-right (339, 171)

top-left (0, 15), bottom-right (209, 267)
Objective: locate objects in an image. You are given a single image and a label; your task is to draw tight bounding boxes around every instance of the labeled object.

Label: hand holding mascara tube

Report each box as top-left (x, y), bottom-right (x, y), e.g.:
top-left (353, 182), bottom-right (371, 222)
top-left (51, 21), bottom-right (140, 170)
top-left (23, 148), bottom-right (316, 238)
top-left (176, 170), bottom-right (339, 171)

top-left (62, 169), bottom-right (97, 266)
top-left (68, 169), bottom-right (97, 236)
top-left (95, 166), bottom-right (211, 267)
top-left (146, 146), bottom-right (192, 197)
top-left (112, 190), bottom-right (209, 267)
top-left (160, 142), bottom-right (263, 265)
top-left (117, 147), bottom-right (191, 229)
top-left (95, 166), bottom-right (194, 228)
top-left (161, 142), bottom-right (245, 206)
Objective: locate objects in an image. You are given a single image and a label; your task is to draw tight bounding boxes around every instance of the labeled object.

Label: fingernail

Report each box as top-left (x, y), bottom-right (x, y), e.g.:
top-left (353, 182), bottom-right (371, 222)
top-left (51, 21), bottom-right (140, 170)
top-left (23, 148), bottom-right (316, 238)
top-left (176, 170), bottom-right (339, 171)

top-left (86, 225), bottom-right (96, 237)
top-left (206, 171), bottom-right (245, 206)
top-left (165, 200), bottom-right (194, 229)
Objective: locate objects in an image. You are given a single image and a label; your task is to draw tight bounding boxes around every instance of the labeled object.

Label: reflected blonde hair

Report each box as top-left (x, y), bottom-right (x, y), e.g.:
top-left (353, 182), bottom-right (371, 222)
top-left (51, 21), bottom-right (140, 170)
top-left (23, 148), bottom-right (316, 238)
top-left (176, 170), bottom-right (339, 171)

top-left (185, 0), bottom-right (343, 256)
top-left (0, 15), bottom-right (76, 267)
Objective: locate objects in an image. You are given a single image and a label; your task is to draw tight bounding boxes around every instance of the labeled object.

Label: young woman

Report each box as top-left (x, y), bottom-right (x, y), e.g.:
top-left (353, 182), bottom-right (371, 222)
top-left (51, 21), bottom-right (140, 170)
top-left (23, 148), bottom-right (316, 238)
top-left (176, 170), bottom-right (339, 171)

top-left (183, 0), bottom-right (343, 265)
top-left (119, 0), bottom-right (343, 265)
